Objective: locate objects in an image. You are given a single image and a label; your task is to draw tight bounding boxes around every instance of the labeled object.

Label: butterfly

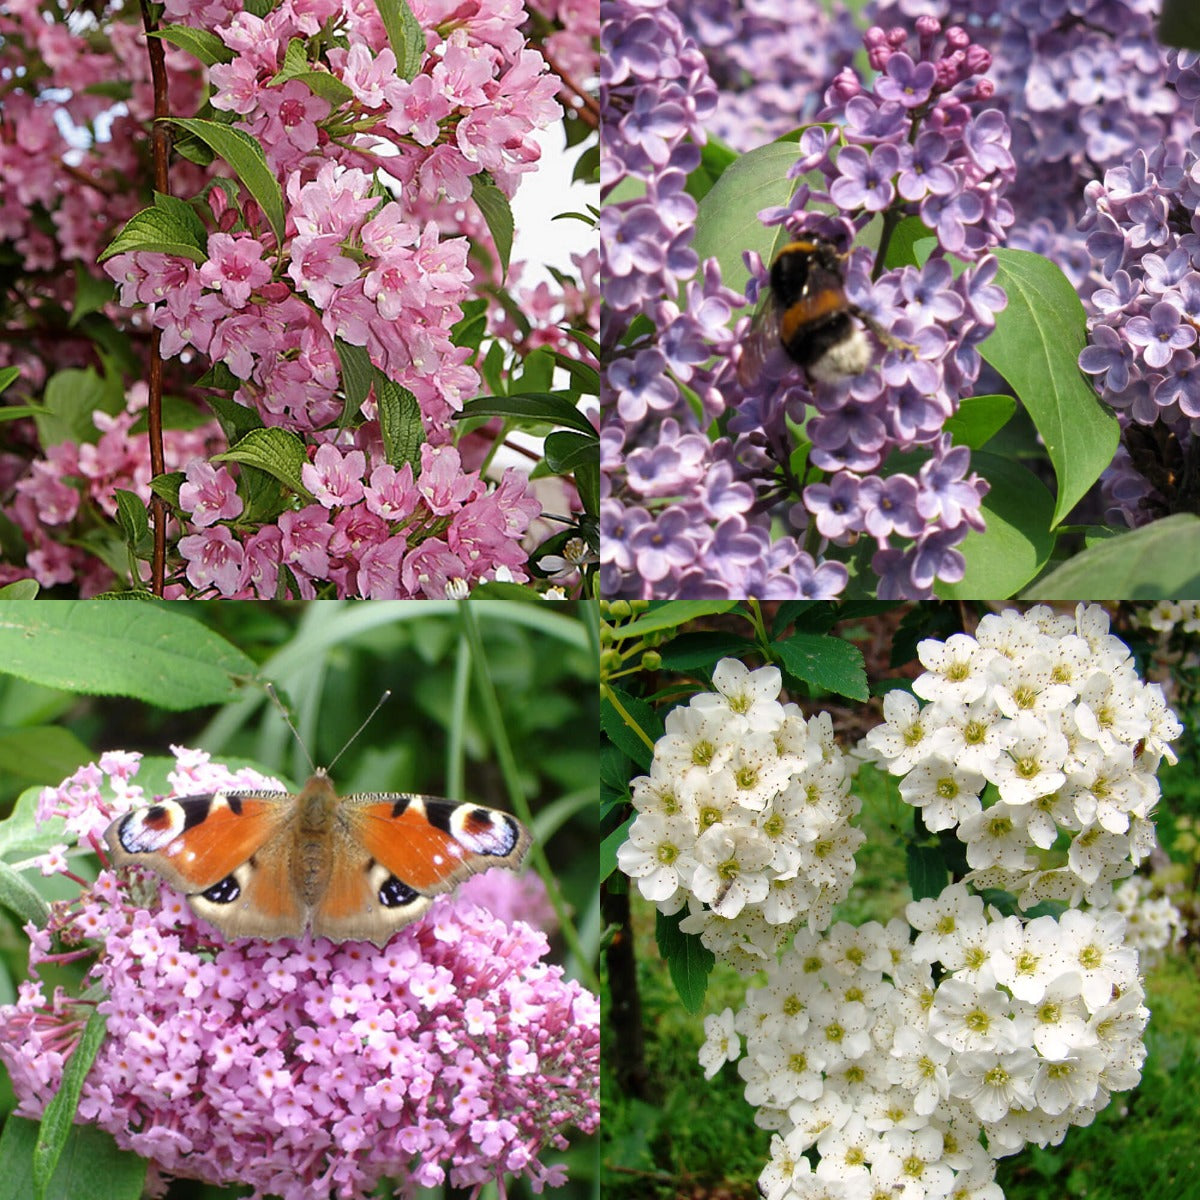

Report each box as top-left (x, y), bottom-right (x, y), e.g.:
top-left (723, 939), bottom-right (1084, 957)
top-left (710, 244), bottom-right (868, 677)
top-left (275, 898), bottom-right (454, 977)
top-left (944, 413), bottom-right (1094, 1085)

top-left (103, 767), bottom-right (531, 947)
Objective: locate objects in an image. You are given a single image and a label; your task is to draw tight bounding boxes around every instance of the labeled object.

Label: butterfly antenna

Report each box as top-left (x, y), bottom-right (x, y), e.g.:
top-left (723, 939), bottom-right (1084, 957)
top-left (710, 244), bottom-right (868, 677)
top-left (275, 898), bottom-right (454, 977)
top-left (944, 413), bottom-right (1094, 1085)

top-left (265, 683), bottom-right (316, 774)
top-left (326, 690), bottom-right (393, 773)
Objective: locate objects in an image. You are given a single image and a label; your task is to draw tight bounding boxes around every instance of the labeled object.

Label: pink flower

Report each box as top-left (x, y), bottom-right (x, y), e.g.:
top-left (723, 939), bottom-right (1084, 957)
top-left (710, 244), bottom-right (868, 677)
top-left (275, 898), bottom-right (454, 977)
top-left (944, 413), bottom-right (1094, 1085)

top-left (178, 526), bottom-right (244, 595)
top-left (0, 754), bottom-right (599, 1200)
top-left (400, 539), bottom-right (469, 598)
top-left (356, 534), bottom-right (407, 598)
top-left (417, 444), bottom-right (482, 515)
top-left (198, 233), bottom-right (273, 309)
top-left (178, 461), bottom-right (243, 528)
top-left (239, 525), bottom-right (282, 598)
top-left (258, 79), bottom-right (330, 158)
top-left (363, 462), bottom-right (419, 521)
top-left (279, 504), bottom-right (334, 579)
top-left (301, 444), bottom-right (367, 508)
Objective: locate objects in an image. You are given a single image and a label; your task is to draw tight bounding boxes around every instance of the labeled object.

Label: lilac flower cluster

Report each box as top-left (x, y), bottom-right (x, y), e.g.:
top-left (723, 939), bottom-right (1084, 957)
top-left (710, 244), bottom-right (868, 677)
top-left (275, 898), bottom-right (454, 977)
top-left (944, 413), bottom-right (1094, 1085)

top-left (867, 0), bottom-right (1186, 292)
top-left (603, 0), bottom-right (810, 597)
top-left (0, 751), bottom-right (598, 1200)
top-left (718, 20), bottom-right (1013, 599)
top-left (1077, 53), bottom-right (1200, 525)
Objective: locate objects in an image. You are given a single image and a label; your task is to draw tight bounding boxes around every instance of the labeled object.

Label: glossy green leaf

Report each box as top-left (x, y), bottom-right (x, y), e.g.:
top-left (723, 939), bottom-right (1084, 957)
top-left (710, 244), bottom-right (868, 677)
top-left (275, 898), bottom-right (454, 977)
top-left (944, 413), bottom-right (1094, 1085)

top-left (456, 393), bottom-right (595, 435)
top-left (981, 249), bottom-right (1119, 526)
top-left (377, 376), bottom-right (424, 471)
top-left (772, 632), bottom-right (869, 701)
top-left (944, 394), bottom-right (1017, 450)
top-left (97, 193), bottom-right (209, 264)
top-left (906, 842), bottom-right (948, 903)
top-left (213, 428), bottom-right (311, 498)
top-left (148, 24), bottom-right (232, 66)
top-left (655, 908), bottom-right (714, 1013)
top-left (613, 601), bottom-right (739, 638)
top-left (375, 0), bottom-right (425, 80)
top-left (471, 175), bottom-right (514, 278)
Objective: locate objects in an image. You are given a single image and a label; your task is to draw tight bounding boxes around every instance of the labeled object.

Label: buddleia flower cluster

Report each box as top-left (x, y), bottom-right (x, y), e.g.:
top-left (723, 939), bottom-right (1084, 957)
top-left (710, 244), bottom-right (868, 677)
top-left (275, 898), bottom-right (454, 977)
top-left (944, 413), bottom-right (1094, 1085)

top-left (857, 603), bottom-right (1182, 909)
top-left (617, 660), bottom-right (863, 972)
top-left (702, 891), bottom-right (1152, 1200)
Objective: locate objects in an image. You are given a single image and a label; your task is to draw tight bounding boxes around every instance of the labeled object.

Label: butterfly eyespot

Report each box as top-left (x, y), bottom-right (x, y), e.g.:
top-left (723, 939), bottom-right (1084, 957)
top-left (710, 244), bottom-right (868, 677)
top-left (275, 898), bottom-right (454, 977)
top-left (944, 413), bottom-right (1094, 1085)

top-left (380, 877), bottom-right (419, 908)
top-left (202, 875), bottom-right (242, 905)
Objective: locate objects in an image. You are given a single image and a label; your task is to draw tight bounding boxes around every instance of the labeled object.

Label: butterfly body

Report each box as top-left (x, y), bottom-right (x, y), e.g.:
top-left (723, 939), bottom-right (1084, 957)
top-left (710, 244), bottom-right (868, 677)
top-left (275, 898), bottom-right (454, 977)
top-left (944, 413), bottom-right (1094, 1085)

top-left (104, 768), bottom-right (531, 947)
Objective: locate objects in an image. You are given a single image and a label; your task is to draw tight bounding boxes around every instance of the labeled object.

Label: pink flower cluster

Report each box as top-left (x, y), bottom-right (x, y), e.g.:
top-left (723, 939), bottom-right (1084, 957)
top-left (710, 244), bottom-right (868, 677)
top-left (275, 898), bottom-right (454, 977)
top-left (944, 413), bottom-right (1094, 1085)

top-left (176, 442), bottom-right (541, 598)
top-left (0, 752), bottom-right (599, 1200)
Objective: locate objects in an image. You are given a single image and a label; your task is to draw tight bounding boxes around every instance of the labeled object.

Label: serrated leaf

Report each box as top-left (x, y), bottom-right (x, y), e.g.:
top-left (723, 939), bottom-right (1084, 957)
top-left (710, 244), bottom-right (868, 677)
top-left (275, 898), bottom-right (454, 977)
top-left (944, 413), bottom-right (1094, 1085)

top-left (601, 687), bottom-right (662, 773)
top-left (375, 0), bottom-right (425, 79)
top-left (213, 428), bottom-right (311, 498)
top-left (772, 632), bottom-right (869, 701)
top-left (34, 1007), bottom-right (109, 1196)
top-left (166, 119), bottom-right (286, 245)
top-left (982, 249), bottom-right (1120, 526)
top-left (471, 175), bottom-right (514, 278)
top-left (0, 602), bottom-right (254, 709)
top-left (376, 376), bottom-right (424, 471)
top-left (149, 24), bottom-right (232, 66)
top-left (97, 194), bottom-right (209, 265)
top-left (1023, 512), bottom-right (1200, 599)
top-left (905, 842), bottom-right (948, 904)
top-left (655, 908), bottom-right (714, 1013)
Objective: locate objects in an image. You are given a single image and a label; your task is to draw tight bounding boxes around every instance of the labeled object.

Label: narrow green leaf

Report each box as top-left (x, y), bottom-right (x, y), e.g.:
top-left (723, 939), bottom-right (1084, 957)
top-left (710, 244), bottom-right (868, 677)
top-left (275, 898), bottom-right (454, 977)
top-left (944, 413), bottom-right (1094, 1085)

top-left (166, 119), bottom-right (286, 245)
top-left (0, 1117), bottom-right (146, 1200)
top-left (0, 862), bottom-right (52, 930)
top-left (0, 365), bottom-right (20, 393)
top-left (613, 601), bottom-right (739, 638)
top-left (376, 376), bottom-right (425, 471)
top-left (34, 1007), bottom-right (109, 1196)
top-left (471, 175), bottom-right (514, 278)
top-left (457, 393), bottom-right (596, 435)
top-left (547, 351), bottom-right (600, 396)
top-left (148, 24), bottom-right (232, 66)
top-left (982, 249), bottom-right (1120, 526)
top-left (98, 192), bottom-right (209, 264)
top-left (655, 908), bottom-right (714, 1013)
top-left (335, 338), bottom-right (374, 423)
top-left (906, 842), bottom-right (949, 903)
top-left (575, 456), bottom-right (599, 518)
top-left (375, 0), bottom-right (426, 80)
top-left (213, 428), bottom-right (311, 498)
top-left (772, 633), bottom-right (869, 701)
top-left (113, 490), bottom-right (150, 553)
top-left (0, 603), bottom-right (254, 709)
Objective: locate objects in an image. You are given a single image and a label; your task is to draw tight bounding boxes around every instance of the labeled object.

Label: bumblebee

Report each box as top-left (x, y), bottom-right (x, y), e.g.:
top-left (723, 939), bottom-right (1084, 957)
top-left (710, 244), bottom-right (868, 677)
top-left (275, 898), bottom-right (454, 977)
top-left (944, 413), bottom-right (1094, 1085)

top-left (737, 236), bottom-right (881, 387)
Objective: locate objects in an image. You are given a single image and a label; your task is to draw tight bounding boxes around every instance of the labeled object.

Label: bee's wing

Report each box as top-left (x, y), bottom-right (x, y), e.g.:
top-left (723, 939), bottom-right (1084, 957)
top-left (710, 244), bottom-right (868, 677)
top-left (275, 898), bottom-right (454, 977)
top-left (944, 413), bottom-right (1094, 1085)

top-left (736, 300), bottom-right (783, 389)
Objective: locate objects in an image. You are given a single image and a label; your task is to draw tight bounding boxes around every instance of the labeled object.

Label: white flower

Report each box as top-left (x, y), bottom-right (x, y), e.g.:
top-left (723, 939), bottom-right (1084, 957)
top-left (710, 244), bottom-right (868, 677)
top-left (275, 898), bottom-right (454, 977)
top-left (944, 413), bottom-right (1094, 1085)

top-left (872, 1126), bottom-right (954, 1200)
top-left (985, 713), bottom-right (1068, 807)
top-left (696, 659), bottom-right (785, 731)
top-left (1057, 908), bottom-right (1137, 1012)
top-left (906, 883), bottom-right (987, 970)
top-left (616, 810), bottom-right (692, 904)
top-left (928, 977), bottom-right (1020, 1053)
top-left (887, 1026), bottom-right (950, 1116)
top-left (698, 1007), bottom-right (740, 1080)
top-left (948, 1046), bottom-right (1038, 1122)
top-left (913, 633), bottom-right (999, 706)
top-left (1033, 1045), bottom-right (1105, 1116)
top-left (988, 913), bottom-right (1068, 1005)
top-left (958, 802), bottom-right (1036, 871)
top-left (692, 824), bottom-right (772, 917)
top-left (899, 757), bottom-right (985, 832)
top-left (1021, 972), bottom-right (1094, 1059)
top-left (858, 690), bottom-right (935, 775)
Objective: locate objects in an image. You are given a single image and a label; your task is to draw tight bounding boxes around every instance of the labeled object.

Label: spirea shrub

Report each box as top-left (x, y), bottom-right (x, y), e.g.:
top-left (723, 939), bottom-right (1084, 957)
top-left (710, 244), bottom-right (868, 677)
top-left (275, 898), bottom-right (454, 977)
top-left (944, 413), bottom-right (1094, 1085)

top-left (0, 749), bottom-right (599, 1200)
top-left (614, 603), bottom-right (1183, 1200)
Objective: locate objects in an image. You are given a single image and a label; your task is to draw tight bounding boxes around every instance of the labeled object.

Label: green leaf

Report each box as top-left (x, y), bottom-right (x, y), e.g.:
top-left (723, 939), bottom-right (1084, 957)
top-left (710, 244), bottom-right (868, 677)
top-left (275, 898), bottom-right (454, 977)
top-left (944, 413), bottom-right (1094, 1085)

top-left (149, 471), bottom-right (185, 510)
top-left (982, 249), bottom-right (1120, 526)
top-left (658, 631), bottom-right (759, 671)
top-left (1023, 512), bottom-right (1200, 599)
top-left (0, 861), bottom-right (52, 930)
top-left (336, 338), bottom-right (374, 425)
top-left (0, 1118), bottom-right (146, 1200)
top-left (882, 214), bottom-right (936, 270)
top-left (34, 1007), bottom-right (109, 1197)
top-left (771, 633), bottom-right (869, 701)
top-left (0, 788), bottom-right (68, 861)
top-left (0, 580), bottom-right (38, 599)
top-left (166, 119), bottom-right (286, 245)
top-left (0, 603), bottom-right (255, 709)
top-left (692, 139), bottom-right (809, 303)
top-left (213, 428), bottom-right (311, 498)
top-left (0, 365), bottom-right (20, 393)
top-left (0, 725), bottom-right (94, 792)
top-left (944, 394), bottom-right (1017, 450)
top-left (113, 490), bottom-right (151, 554)
top-left (456, 392), bottom-right (595, 435)
top-left (270, 40), bottom-right (355, 104)
top-left (906, 842), bottom-right (948, 903)
top-left (938, 451), bottom-right (1056, 600)
top-left (611, 601), bottom-right (739, 638)
top-left (471, 175), bottom-right (514, 278)
top-left (546, 351), bottom-right (600, 397)
top-left (69, 266), bottom-right (115, 329)
top-left (376, 376), bottom-right (425, 471)
top-left (575, 455), bottom-right (599, 518)
top-left (35, 368), bottom-right (123, 447)
top-left (1160, 0), bottom-right (1200, 50)
top-left (375, 0), bottom-right (425, 80)
top-left (203, 392), bottom-right (264, 441)
top-left (655, 907), bottom-right (714, 1013)
top-left (98, 192), bottom-right (209, 264)
top-left (544, 429), bottom-right (598, 474)
top-left (600, 815), bottom-right (633, 883)
top-left (601, 686), bottom-right (663, 773)
top-left (148, 24), bottom-right (233, 66)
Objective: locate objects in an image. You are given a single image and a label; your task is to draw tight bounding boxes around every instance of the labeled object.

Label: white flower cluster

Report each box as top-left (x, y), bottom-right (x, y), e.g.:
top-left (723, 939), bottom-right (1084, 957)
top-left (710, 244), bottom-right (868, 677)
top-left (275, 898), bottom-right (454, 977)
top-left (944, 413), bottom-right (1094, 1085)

top-left (1136, 600), bottom-right (1200, 635)
top-left (857, 604), bottom-right (1181, 909)
top-left (703, 888), bottom-right (1149, 1200)
top-left (1112, 875), bottom-right (1184, 968)
top-left (617, 659), bottom-right (862, 970)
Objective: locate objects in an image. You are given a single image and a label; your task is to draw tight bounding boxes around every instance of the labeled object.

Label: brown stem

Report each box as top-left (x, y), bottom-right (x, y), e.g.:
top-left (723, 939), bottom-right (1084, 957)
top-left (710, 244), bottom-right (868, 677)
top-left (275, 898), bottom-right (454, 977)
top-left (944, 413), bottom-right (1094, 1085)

top-left (138, 0), bottom-right (172, 595)
top-left (601, 881), bottom-right (650, 1099)
top-left (530, 41), bottom-right (600, 130)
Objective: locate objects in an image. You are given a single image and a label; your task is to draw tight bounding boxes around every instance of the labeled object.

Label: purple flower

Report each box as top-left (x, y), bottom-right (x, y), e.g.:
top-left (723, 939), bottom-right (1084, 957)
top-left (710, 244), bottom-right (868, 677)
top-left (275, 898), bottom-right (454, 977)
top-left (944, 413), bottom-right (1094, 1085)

top-left (876, 53), bottom-right (937, 108)
top-left (830, 144), bottom-right (901, 212)
top-left (1124, 301), bottom-right (1196, 369)
top-left (803, 472), bottom-right (863, 540)
top-left (629, 506), bottom-right (697, 583)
